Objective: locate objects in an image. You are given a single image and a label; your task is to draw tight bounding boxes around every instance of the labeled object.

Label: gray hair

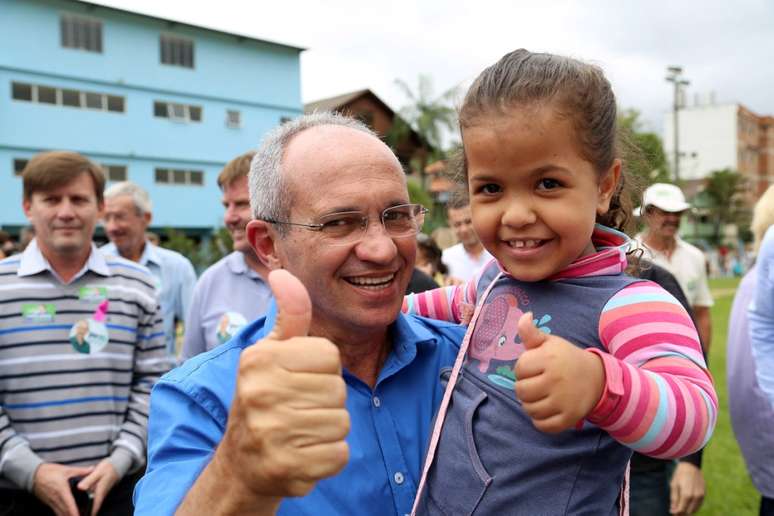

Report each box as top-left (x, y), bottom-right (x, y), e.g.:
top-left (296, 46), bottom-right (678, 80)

top-left (249, 111), bottom-right (376, 236)
top-left (104, 181), bottom-right (152, 215)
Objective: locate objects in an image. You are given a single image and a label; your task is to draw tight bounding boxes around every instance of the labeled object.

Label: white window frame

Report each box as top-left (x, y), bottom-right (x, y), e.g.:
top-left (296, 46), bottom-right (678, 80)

top-left (60, 13), bottom-right (103, 53)
top-left (226, 110), bottom-right (241, 128)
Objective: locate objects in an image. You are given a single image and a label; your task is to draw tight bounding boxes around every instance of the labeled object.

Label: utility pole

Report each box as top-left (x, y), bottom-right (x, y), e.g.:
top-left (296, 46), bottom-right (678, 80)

top-left (666, 66), bottom-right (690, 182)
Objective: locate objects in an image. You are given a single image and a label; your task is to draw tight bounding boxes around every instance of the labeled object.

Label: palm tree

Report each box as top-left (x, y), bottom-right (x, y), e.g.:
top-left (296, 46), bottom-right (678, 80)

top-left (387, 75), bottom-right (458, 188)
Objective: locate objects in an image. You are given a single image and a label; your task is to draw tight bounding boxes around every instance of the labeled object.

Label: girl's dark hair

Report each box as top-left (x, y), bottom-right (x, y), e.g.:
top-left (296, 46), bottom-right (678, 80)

top-left (458, 48), bottom-right (641, 234)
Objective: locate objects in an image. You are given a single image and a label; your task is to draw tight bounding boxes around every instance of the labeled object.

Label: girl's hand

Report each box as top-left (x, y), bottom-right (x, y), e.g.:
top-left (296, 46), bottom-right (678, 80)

top-left (513, 312), bottom-right (605, 433)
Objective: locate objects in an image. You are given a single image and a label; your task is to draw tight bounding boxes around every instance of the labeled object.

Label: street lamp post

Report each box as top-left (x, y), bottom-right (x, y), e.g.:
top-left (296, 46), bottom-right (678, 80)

top-left (666, 66), bottom-right (690, 182)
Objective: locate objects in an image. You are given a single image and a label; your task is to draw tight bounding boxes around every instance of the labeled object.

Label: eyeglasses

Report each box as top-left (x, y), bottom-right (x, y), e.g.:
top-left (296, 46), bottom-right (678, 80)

top-left (264, 203), bottom-right (428, 246)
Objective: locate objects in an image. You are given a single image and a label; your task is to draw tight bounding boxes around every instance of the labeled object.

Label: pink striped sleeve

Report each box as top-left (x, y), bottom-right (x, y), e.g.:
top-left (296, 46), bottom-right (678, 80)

top-left (401, 285), bottom-right (463, 322)
top-left (586, 281), bottom-right (717, 459)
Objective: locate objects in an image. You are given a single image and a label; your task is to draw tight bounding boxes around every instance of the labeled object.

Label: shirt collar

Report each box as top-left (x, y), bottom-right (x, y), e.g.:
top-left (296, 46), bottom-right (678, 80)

top-left (18, 238), bottom-right (111, 280)
top-left (226, 251), bottom-right (263, 280)
top-left (238, 300), bottom-right (433, 387)
top-left (139, 241), bottom-right (161, 267)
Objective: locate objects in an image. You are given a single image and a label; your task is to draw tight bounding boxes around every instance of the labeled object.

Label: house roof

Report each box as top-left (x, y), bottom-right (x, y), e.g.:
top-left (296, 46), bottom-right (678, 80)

top-left (304, 89), bottom-right (396, 115)
top-left (74, 0), bottom-right (305, 51)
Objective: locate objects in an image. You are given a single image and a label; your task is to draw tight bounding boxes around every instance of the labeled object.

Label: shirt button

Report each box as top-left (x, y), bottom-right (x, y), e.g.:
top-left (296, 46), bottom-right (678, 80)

top-left (372, 396), bottom-right (381, 408)
top-left (394, 472), bottom-right (404, 485)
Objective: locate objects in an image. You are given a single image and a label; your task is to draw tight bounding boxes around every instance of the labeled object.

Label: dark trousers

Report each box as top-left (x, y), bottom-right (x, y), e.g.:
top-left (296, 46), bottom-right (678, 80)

top-left (0, 471), bottom-right (140, 516)
top-left (762, 496), bottom-right (774, 516)
top-left (629, 461), bottom-right (677, 516)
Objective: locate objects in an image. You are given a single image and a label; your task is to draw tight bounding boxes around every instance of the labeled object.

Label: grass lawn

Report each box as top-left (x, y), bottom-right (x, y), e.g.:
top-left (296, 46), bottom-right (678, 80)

top-left (697, 276), bottom-right (759, 515)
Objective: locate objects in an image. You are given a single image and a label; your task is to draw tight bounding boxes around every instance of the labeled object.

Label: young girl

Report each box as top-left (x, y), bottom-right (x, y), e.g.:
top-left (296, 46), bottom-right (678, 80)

top-left (404, 49), bottom-right (717, 515)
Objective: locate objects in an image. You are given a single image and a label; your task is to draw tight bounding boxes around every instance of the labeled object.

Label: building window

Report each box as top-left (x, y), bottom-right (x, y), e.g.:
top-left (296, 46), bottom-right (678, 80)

top-left (226, 110), bottom-right (241, 128)
top-left (154, 168), bottom-right (204, 186)
top-left (279, 116), bottom-right (292, 124)
top-left (103, 164), bottom-right (127, 182)
top-left (153, 101), bottom-right (202, 122)
top-left (13, 159), bottom-right (29, 177)
top-left (61, 14), bottom-right (102, 53)
top-left (160, 35), bottom-right (194, 68)
top-left (10, 81), bottom-right (124, 113)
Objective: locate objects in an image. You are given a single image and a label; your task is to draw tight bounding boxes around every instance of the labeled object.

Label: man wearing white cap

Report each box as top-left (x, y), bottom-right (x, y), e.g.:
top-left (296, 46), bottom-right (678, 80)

top-left (635, 183), bottom-right (713, 351)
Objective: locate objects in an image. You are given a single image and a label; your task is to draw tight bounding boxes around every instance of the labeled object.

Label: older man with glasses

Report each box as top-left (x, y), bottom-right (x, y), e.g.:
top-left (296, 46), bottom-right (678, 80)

top-left (133, 113), bottom-right (466, 515)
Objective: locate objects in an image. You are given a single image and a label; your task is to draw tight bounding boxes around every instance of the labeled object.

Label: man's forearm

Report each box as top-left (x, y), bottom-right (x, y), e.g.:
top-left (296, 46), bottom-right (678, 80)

top-left (176, 449), bottom-right (280, 516)
top-left (694, 306), bottom-right (711, 353)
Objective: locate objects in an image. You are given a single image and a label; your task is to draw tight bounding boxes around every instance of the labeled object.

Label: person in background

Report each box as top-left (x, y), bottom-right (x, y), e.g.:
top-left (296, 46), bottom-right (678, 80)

top-left (0, 151), bottom-right (169, 515)
top-left (416, 233), bottom-right (448, 286)
top-left (181, 151), bottom-right (272, 360)
top-left (738, 185), bottom-right (774, 516)
top-left (634, 183), bottom-right (713, 353)
top-left (441, 194), bottom-right (492, 282)
top-left (102, 181), bottom-right (197, 359)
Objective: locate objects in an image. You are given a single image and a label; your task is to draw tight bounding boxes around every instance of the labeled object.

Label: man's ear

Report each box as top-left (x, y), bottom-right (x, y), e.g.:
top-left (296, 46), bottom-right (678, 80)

top-left (22, 199), bottom-right (32, 220)
top-left (597, 158), bottom-right (622, 215)
top-left (246, 219), bottom-right (283, 270)
top-left (143, 210), bottom-right (152, 226)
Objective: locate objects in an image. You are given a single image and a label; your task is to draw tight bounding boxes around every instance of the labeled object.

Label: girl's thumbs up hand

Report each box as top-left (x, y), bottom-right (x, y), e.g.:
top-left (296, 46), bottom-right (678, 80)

top-left (514, 312), bottom-right (605, 433)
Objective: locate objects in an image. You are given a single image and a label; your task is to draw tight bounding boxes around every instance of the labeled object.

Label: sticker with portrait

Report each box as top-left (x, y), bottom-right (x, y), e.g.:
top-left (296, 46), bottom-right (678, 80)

top-left (69, 319), bottom-right (109, 354)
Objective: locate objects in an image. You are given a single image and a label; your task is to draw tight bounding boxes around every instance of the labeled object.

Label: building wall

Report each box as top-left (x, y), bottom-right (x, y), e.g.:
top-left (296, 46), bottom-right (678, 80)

top-left (0, 0), bottom-right (302, 233)
top-left (663, 103), bottom-right (737, 181)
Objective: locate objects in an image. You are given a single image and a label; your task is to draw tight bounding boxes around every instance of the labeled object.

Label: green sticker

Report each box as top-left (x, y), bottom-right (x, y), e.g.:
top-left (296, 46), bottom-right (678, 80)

top-left (79, 286), bottom-right (107, 302)
top-left (22, 303), bottom-right (56, 322)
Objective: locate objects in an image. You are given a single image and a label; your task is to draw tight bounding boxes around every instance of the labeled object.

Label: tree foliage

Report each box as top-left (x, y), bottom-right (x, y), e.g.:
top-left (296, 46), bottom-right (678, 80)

top-left (160, 227), bottom-right (233, 272)
top-left (618, 109), bottom-right (670, 186)
top-left (698, 168), bottom-right (750, 244)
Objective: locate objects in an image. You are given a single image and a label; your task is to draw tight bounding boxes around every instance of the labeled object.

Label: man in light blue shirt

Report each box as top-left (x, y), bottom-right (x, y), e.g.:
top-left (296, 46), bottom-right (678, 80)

top-left (181, 151), bottom-right (272, 360)
top-left (102, 181), bottom-right (197, 358)
top-left (750, 223), bottom-right (774, 409)
top-left (133, 113), bottom-right (465, 515)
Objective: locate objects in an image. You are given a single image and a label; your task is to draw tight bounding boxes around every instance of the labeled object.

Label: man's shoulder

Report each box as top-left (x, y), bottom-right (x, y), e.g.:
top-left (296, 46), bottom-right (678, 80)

top-left (400, 312), bottom-right (466, 344)
top-left (676, 239), bottom-right (707, 262)
top-left (441, 243), bottom-right (464, 259)
top-left (161, 316), bottom-right (268, 400)
top-left (102, 254), bottom-right (154, 282)
top-left (152, 245), bottom-right (196, 270)
top-left (197, 253), bottom-right (237, 283)
top-left (0, 254), bottom-right (22, 273)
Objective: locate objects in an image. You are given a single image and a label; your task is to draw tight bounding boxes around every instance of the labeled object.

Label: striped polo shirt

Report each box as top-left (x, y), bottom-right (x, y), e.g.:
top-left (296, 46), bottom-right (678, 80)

top-left (0, 240), bottom-right (171, 491)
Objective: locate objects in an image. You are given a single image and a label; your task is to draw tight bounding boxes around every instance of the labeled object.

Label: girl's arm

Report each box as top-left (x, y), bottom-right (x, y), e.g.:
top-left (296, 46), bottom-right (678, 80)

top-left (402, 284), bottom-right (468, 323)
top-left (586, 281), bottom-right (717, 459)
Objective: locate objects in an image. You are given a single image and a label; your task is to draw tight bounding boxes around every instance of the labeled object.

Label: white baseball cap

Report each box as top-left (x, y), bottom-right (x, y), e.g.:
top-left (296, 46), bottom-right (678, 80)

top-left (634, 183), bottom-right (691, 216)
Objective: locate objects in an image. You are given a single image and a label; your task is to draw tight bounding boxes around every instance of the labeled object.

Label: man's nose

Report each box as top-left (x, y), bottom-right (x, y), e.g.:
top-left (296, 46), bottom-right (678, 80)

top-left (57, 200), bottom-right (76, 219)
top-left (355, 221), bottom-right (398, 263)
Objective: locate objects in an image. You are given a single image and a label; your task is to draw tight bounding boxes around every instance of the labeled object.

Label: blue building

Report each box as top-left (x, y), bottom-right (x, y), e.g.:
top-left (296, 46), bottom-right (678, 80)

top-left (0, 0), bottom-right (303, 238)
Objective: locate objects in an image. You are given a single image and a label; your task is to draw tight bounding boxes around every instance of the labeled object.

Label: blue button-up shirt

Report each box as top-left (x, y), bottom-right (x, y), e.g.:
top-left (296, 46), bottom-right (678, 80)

top-left (101, 241), bottom-right (196, 357)
top-left (133, 301), bottom-right (464, 515)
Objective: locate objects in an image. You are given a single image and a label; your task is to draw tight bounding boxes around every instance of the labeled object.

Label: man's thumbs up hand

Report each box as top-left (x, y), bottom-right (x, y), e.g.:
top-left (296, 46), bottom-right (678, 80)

top-left (514, 312), bottom-right (605, 433)
top-left (266, 269), bottom-right (312, 341)
top-left (219, 269), bottom-right (350, 507)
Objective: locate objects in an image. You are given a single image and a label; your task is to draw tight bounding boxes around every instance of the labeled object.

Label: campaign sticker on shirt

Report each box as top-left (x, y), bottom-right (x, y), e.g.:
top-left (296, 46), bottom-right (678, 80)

top-left (216, 311), bottom-right (248, 344)
top-left (22, 303), bottom-right (56, 323)
top-left (69, 300), bottom-right (110, 354)
top-left (79, 286), bottom-right (107, 303)
top-left (69, 319), bottom-right (109, 354)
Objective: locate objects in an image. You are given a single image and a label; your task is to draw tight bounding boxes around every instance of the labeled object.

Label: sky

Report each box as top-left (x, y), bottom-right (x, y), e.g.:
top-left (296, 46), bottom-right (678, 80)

top-left (92, 0), bottom-right (774, 137)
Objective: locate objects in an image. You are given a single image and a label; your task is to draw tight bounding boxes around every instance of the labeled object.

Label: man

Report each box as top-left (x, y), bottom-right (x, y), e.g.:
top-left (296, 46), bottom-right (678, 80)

top-left (180, 151), bottom-right (273, 360)
top-left (635, 183), bottom-right (713, 351)
top-left (634, 182), bottom-right (712, 515)
top-left (441, 195), bottom-right (492, 282)
top-left (133, 113), bottom-right (466, 515)
top-left (0, 151), bottom-right (170, 515)
top-left (102, 181), bottom-right (197, 358)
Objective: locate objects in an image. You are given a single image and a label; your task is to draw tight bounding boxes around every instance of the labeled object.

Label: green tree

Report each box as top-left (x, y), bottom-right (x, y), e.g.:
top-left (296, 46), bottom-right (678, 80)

top-left (388, 75), bottom-right (458, 187)
top-left (697, 168), bottom-right (749, 244)
top-left (618, 108), bottom-right (670, 185)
